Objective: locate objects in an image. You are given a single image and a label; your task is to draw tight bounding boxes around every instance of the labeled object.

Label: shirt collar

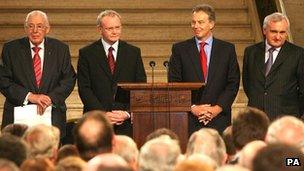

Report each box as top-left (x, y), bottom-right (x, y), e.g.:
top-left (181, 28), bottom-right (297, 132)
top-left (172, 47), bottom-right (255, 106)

top-left (101, 38), bottom-right (119, 52)
top-left (195, 35), bottom-right (213, 46)
top-left (30, 39), bottom-right (45, 50)
top-left (265, 40), bottom-right (281, 52)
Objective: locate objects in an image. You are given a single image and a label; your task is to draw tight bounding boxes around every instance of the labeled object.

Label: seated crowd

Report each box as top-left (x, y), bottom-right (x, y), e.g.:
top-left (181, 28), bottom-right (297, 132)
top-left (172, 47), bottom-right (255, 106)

top-left (0, 108), bottom-right (304, 171)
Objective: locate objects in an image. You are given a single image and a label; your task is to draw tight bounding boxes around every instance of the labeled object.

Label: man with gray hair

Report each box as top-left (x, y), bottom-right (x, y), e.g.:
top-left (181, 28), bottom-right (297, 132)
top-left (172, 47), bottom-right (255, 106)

top-left (266, 116), bottom-right (304, 151)
top-left (0, 10), bottom-right (76, 138)
top-left (243, 12), bottom-right (304, 120)
top-left (138, 135), bottom-right (181, 171)
top-left (77, 10), bottom-right (146, 137)
top-left (186, 128), bottom-right (227, 166)
top-left (22, 124), bottom-right (60, 163)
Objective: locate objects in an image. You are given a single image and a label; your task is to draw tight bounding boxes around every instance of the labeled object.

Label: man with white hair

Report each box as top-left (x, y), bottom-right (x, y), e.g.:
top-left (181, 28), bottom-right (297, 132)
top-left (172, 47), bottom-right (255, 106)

top-left (243, 12), bottom-right (304, 120)
top-left (186, 128), bottom-right (227, 166)
top-left (266, 116), bottom-right (304, 151)
top-left (138, 135), bottom-right (181, 171)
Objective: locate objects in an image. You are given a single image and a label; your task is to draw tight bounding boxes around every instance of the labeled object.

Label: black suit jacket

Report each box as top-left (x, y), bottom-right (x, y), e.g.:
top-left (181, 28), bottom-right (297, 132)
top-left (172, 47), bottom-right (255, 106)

top-left (77, 40), bottom-right (146, 135)
top-left (169, 37), bottom-right (240, 134)
top-left (0, 37), bottom-right (76, 136)
top-left (242, 41), bottom-right (304, 120)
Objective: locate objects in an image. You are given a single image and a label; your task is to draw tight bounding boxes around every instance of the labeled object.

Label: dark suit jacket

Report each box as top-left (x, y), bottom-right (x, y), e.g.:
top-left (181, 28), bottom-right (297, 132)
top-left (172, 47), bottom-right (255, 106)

top-left (169, 37), bottom-right (240, 134)
top-left (242, 41), bottom-right (304, 120)
top-left (0, 37), bottom-right (76, 137)
top-left (77, 40), bottom-right (146, 136)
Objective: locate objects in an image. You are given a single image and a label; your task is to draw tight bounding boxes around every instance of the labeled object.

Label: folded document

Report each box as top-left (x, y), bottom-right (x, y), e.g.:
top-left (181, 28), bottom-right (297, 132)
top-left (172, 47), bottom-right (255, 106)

top-left (14, 104), bottom-right (52, 126)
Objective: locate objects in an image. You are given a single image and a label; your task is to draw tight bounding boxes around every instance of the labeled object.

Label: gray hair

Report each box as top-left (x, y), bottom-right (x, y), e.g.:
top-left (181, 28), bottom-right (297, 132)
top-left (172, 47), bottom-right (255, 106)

top-left (192, 4), bottom-right (216, 22)
top-left (113, 135), bottom-right (139, 164)
top-left (263, 12), bottom-right (290, 30)
top-left (186, 128), bottom-right (226, 166)
top-left (22, 124), bottom-right (60, 159)
top-left (139, 135), bottom-right (181, 171)
top-left (0, 159), bottom-right (19, 171)
top-left (24, 10), bottom-right (50, 27)
top-left (96, 10), bottom-right (121, 27)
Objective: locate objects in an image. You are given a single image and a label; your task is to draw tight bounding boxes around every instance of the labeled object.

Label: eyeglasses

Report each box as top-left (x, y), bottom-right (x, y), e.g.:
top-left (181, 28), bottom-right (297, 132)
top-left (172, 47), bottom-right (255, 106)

top-left (102, 25), bottom-right (122, 32)
top-left (26, 24), bottom-right (47, 31)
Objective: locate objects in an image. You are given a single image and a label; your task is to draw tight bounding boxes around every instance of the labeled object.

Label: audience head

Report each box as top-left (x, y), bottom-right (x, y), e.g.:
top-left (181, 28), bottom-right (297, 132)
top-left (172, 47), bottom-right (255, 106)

top-left (139, 135), bottom-right (181, 171)
top-left (146, 128), bottom-right (179, 142)
top-left (186, 153), bottom-right (217, 170)
top-left (74, 110), bottom-right (114, 161)
top-left (216, 165), bottom-right (250, 171)
top-left (22, 124), bottom-right (60, 162)
top-left (20, 157), bottom-right (55, 171)
top-left (174, 156), bottom-right (214, 171)
top-left (222, 126), bottom-right (237, 162)
top-left (88, 153), bottom-right (130, 171)
top-left (56, 156), bottom-right (87, 171)
top-left (263, 12), bottom-right (289, 48)
top-left (186, 128), bottom-right (227, 166)
top-left (24, 10), bottom-right (50, 46)
top-left (0, 134), bottom-right (27, 166)
top-left (232, 107), bottom-right (269, 150)
top-left (253, 143), bottom-right (304, 171)
top-left (96, 10), bottom-right (122, 45)
top-left (191, 4), bottom-right (215, 41)
top-left (0, 159), bottom-right (19, 171)
top-left (266, 116), bottom-right (304, 151)
top-left (56, 144), bottom-right (80, 163)
top-left (113, 135), bottom-right (138, 171)
top-left (2, 123), bottom-right (28, 137)
top-left (238, 140), bottom-right (267, 169)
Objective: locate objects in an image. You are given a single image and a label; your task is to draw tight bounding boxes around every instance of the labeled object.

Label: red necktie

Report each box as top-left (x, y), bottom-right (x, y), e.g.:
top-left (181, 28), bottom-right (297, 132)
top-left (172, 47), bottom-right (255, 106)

top-left (199, 42), bottom-right (208, 80)
top-left (32, 46), bottom-right (42, 87)
top-left (108, 47), bottom-right (115, 74)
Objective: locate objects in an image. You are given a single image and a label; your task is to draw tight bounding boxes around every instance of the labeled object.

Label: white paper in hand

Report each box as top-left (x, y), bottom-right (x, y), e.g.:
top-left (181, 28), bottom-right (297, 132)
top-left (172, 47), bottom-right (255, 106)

top-left (14, 104), bottom-right (52, 126)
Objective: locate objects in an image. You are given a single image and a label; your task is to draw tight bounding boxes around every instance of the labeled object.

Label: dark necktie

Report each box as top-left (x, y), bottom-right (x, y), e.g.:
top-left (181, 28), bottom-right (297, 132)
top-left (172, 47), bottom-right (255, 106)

top-left (199, 42), bottom-right (208, 81)
top-left (265, 47), bottom-right (275, 76)
top-left (32, 46), bottom-right (42, 87)
top-left (108, 47), bottom-right (115, 74)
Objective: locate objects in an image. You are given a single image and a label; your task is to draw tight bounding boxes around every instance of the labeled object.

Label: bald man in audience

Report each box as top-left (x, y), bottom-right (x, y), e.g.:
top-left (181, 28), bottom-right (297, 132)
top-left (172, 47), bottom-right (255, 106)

top-left (186, 128), bottom-right (227, 166)
top-left (238, 140), bottom-right (266, 170)
top-left (88, 153), bottom-right (131, 171)
top-left (73, 110), bottom-right (114, 161)
top-left (113, 135), bottom-right (138, 171)
top-left (266, 115), bottom-right (304, 152)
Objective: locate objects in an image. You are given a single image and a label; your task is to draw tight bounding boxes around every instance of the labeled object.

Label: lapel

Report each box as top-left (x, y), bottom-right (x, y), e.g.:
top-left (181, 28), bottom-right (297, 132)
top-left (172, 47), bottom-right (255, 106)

top-left (187, 37), bottom-right (203, 81)
top-left (267, 42), bottom-right (289, 76)
top-left (113, 41), bottom-right (124, 81)
top-left (40, 37), bottom-right (55, 91)
top-left (20, 37), bottom-right (37, 91)
top-left (95, 40), bottom-right (114, 81)
top-left (206, 38), bottom-right (219, 85)
top-left (254, 42), bottom-right (267, 79)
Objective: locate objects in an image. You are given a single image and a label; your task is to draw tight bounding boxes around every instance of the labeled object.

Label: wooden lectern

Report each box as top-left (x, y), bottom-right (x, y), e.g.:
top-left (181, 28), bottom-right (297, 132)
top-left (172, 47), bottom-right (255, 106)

top-left (118, 82), bottom-right (203, 151)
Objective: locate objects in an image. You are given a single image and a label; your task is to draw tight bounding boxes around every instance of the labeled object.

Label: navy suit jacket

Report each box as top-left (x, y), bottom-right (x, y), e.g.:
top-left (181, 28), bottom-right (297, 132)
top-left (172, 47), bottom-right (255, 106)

top-left (169, 37), bottom-right (240, 134)
top-left (0, 37), bottom-right (76, 137)
top-left (243, 41), bottom-right (304, 119)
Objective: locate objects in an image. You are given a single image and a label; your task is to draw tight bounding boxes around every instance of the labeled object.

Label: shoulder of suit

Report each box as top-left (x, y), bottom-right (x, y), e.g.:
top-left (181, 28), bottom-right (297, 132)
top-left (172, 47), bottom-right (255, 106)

top-left (212, 38), bottom-right (235, 47)
top-left (119, 40), bottom-right (140, 50)
top-left (172, 38), bottom-right (194, 48)
top-left (45, 37), bottom-right (69, 47)
top-left (284, 41), bottom-right (304, 51)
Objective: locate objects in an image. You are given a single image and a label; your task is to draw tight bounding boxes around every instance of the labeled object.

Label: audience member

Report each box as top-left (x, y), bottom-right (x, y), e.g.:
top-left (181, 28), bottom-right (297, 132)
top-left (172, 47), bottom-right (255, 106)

top-left (238, 140), bottom-right (266, 169)
top-left (22, 124), bottom-right (60, 163)
top-left (187, 154), bottom-right (217, 170)
top-left (0, 159), bottom-right (19, 171)
top-left (216, 165), bottom-right (249, 171)
top-left (138, 135), bottom-right (181, 171)
top-left (252, 143), bottom-right (304, 171)
top-left (56, 156), bottom-right (87, 171)
top-left (266, 116), bottom-right (304, 151)
top-left (20, 157), bottom-right (55, 171)
top-left (56, 144), bottom-right (80, 163)
top-left (222, 126), bottom-right (237, 163)
top-left (146, 128), bottom-right (179, 142)
top-left (113, 135), bottom-right (138, 171)
top-left (87, 153), bottom-right (130, 171)
top-left (73, 110), bottom-right (114, 161)
top-left (0, 134), bottom-right (27, 166)
top-left (232, 107), bottom-right (269, 150)
top-left (174, 155), bottom-right (214, 171)
top-left (186, 128), bottom-right (227, 166)
top-left (1, 124), bottom-right (28, 137)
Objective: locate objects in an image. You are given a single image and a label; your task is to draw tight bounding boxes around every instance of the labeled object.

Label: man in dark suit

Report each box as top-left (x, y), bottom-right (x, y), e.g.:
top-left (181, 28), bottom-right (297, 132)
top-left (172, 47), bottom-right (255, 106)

top-left (242, 12), bottom-right (304, 120)
top-left (77, 10), bottom-right (146, 137)
top-left (168, 4), bottom-right (240, 134)
top-left (0, 10), bottom-right (76, 137)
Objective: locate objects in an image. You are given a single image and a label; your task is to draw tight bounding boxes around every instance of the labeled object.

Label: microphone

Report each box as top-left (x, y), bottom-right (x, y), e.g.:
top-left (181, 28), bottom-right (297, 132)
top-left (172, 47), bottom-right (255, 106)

top-left (163, 60), bottom-right (169, 80)
top-left (149, 61), bottom-right (156, 84)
